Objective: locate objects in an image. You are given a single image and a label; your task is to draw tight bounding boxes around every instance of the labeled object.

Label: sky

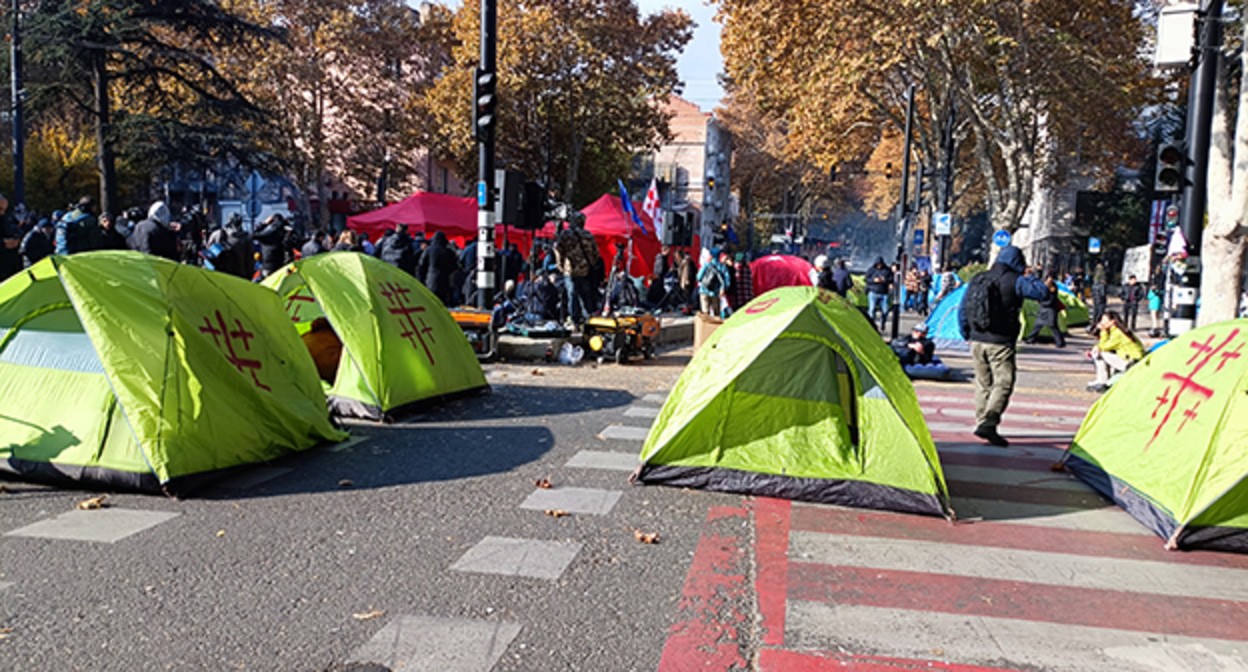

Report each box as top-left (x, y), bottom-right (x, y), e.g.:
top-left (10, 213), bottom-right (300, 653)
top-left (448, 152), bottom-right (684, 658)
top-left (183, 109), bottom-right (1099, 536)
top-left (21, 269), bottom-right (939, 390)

top-left (635, 0), bottom-right (726, 111)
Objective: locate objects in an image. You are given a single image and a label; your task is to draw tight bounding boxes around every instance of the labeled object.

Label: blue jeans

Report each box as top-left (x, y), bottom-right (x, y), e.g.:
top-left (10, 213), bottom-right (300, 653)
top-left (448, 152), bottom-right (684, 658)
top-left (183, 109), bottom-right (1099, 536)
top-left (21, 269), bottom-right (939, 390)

top-left (868, 291), bottom-right (889, 326)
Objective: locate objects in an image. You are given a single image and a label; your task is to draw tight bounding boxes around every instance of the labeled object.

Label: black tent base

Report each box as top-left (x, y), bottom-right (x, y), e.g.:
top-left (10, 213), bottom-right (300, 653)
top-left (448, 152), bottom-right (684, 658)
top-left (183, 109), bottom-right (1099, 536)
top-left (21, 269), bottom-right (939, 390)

top-left (637, 464), bottom-right (951, 519)
top-left (1065, 453), bottom-right (1248, 553)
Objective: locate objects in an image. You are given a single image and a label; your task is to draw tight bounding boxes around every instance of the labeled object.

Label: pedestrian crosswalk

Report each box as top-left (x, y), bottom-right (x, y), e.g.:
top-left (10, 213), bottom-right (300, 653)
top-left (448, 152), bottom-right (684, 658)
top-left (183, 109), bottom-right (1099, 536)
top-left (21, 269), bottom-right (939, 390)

top-left (742, 385), bottom-right (1248, 671)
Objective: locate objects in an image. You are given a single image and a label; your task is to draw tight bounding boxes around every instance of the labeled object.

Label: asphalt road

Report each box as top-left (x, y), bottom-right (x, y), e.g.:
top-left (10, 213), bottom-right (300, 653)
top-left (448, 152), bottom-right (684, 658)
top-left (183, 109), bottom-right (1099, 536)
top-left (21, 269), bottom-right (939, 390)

top-left (0, 349), bottom-right (727, 671)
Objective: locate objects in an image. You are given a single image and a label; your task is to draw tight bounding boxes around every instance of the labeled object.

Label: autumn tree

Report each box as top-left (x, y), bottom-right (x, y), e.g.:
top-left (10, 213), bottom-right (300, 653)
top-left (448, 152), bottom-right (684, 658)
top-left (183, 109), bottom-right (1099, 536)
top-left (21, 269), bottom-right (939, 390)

top-left (24, 0), bottom-right (275, 215)
top-left (417, 0), bottom-right (692, 206)
top-left (716, 0), bottom-right (1155, 234)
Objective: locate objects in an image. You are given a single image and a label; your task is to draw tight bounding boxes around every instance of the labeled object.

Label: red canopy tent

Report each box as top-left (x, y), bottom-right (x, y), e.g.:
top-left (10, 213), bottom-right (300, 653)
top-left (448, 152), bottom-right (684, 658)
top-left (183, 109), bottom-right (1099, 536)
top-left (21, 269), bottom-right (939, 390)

top-left (580, 194), bottom-right (661, 278)
top-left (750, 254), bottom-right (816, 297)
top-left (346, 191), bottom-right (477, 242)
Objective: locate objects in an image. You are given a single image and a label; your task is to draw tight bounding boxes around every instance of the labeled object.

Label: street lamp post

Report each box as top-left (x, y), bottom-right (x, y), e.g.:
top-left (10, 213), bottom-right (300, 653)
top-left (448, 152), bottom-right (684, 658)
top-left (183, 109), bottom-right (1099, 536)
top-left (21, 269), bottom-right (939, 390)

top-left (892, 84), bottom-right (917, 341)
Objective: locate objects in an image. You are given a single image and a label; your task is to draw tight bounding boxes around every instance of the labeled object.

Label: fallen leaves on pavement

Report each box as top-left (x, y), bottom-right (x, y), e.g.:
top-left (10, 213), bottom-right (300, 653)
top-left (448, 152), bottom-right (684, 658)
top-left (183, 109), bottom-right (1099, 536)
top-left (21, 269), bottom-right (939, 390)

top-left (76, 495), bottom-right (109, 510)
top-left (633, 530), bottom-right (660, 544)
top-left (530, 369), bottom-right (545, 376)
top-left (534, 478), bottom-right (552, 489)
top-left (352, 609), bottom-right (386, 621)
top-left (338, 479), bottom-right (354, 488)
top-left (544, 509), bottom-right (568, 518)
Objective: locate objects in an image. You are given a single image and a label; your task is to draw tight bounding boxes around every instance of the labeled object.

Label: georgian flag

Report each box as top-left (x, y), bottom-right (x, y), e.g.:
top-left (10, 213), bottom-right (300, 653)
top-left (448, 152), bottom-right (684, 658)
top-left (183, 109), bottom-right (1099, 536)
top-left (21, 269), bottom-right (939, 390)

top-left (642, 177), bottom-right (662, 239)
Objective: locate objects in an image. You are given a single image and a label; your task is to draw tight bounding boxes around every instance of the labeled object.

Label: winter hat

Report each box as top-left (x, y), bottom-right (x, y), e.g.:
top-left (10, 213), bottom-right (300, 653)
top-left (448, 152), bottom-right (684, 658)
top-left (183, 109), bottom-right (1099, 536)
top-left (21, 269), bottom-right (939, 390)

top-left (148, 201), bottom-right (171, 226)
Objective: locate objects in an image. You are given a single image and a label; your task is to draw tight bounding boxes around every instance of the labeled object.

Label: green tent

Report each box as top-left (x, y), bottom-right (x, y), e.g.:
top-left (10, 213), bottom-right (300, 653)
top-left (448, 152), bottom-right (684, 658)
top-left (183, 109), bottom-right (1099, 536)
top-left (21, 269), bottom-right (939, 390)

top-left (264, 252), bottom-right (487, 421)
top-left (1021, 285), bottom-right (1089, 339)
top-left (636, 287), bottom-right (952, 517)
top-left (0, 252), bottom-right (346, 494)
top-left (1065, 319), bottom-right (1248, 552)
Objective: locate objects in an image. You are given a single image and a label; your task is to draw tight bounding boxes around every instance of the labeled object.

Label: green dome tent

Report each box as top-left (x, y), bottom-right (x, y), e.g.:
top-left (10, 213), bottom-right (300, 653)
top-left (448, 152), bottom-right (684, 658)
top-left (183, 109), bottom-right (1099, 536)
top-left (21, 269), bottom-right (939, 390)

top-left (635, 287), bottom-right (952, 518)
top-left (0, 252), bottom-right (346, 495)
top-left (1064, 320), bottom-right (1248, 552)
top-left (264, 252), bottom-right (487, 421)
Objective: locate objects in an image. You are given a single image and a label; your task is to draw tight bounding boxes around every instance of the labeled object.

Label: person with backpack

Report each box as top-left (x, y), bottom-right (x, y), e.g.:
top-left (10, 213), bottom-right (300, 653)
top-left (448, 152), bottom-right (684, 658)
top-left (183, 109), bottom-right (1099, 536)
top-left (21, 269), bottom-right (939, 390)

top-left (958, 245), bottom-right (1051, 447)
top-left (129, 201), bottom-right (179, 261)
top-left (831, 258), bottom-right (854, 297)
top-left (697, 248), bottom-right (731, 317)
top-left (56, 197), bottom-right (102, 255)
top-left (554, 217), bottom-right (600, 326)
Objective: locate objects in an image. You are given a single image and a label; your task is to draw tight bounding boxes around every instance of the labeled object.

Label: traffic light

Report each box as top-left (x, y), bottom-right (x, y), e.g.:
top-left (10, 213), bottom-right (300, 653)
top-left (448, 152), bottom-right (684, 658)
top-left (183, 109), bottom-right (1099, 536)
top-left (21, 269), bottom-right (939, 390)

top-left (1154, 142), bottom-right (1184, 192)
top-left (1164, 203), bottom-right (1180, 230)
top-left (473, 68), bottom-right (497, 143)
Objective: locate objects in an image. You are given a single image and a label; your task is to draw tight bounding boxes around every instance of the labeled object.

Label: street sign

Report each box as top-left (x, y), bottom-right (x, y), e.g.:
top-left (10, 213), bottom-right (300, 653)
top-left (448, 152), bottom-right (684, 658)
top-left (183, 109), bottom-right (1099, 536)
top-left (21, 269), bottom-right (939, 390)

top-left (933, 212), bottom-right (952, 236)
top-left (913, 229), bottom-right (925, 246)
top-left (477, 181), bottom-right (488, 208)
top-left (992, 229), bottom-right (1011, 247)
top-left (1088, 237), bottom-right (1102, 254)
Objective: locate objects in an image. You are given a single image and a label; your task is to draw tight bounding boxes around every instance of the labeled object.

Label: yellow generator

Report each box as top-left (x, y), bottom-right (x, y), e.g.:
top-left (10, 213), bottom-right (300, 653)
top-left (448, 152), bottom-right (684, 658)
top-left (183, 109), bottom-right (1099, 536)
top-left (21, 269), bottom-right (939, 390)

top-left (449, 307), bottom-right (497, 361)
top-left (583, 313), bottom-right (660, 364)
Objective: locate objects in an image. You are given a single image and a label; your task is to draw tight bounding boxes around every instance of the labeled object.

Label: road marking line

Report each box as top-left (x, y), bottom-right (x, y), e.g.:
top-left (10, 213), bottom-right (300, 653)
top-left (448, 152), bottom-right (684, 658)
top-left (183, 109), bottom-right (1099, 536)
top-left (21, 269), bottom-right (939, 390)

top-left (787, 563), bottom-right (1248, 641)
top-left (789, 531), bottom-right (1248, 602)
top-left (755, 498), bottom-right (791, 647)
top-left (943, 464), bottom-right (1088, 492)
top-left (641, 393), bottom-right (667, 404)
top-left (329, 435), bottom-right (370, 453)
top-left (518, 487), bottom-right (622, 516)
top-left (949, 497), bottom-right (1152, 535)
top-left (564, 450), bottom-right (638, 472)
top-left (789, 505), bottom-right (1248, 569)
top-left (449, 536), bottom-right (581, 580)
top-left (598, 425), bottom-right (649, 441)
top-left (624, 405), bottom-right (660, 419)
top-left (347, 614), bottom-right (522, 671)
top-left (758, 647), bottom-right (1021, 672)
top-left (4, 509), bottom-right (181, 544)
top-left (657, 505), bottom-right (751, 672)
top-left (784, 601), bottom-right (1248, 672)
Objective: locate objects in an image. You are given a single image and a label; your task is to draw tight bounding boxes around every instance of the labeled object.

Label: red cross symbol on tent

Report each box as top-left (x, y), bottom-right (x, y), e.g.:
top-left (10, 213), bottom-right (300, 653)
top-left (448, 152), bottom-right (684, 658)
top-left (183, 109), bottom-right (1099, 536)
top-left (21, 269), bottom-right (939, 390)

top-left (199, 310), bottom-right (272, 391)
top-left (379, 282), bottom-right (437, 365)
top-left (285, 289), bottom-right (317, 322)
top-left (1148, 328), bottom-right (1243, 448)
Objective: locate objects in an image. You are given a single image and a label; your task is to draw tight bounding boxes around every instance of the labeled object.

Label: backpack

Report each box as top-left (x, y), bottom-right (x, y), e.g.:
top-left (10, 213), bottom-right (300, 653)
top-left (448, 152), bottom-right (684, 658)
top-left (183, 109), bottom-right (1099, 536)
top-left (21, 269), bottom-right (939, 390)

top-left (698, 264), bottom-right (723, 294)
top-left (961, 272), bottom-right (1000, 333)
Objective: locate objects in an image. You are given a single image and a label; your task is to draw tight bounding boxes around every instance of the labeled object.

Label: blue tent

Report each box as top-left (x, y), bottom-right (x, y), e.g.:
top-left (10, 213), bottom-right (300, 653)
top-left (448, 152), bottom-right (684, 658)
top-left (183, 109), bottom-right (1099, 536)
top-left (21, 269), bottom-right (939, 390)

top-left (926, 285), bottom-right (968, 350)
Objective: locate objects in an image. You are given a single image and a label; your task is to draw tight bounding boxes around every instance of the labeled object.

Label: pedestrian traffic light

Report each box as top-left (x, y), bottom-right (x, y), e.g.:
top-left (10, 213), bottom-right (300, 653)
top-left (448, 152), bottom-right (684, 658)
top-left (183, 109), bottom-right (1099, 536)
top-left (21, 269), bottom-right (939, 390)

top-left (473, 68), bottom-right (497, 143)
top-left (1164, 203), bottom-right (1180, 229)
top-left (1154, 142), bottom-right (1184, 192)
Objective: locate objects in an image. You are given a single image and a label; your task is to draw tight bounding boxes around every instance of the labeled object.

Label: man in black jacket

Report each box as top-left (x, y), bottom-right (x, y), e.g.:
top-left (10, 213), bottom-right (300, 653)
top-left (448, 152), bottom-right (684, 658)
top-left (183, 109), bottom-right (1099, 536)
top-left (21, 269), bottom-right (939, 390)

top-left (377, 224), bottom-right (418, 276)
top-left (417, 231), bottom-right (459, 306)
top-left (252, 214), bottom-right (291, 278)
top-left (831, 258), bottom-right (854, 297)
top-left (129, 201), bottom-right (179, 262)
top-left (864, 256), bottom-right (892, 331)
top-left (958, 245), bottom-right (1050, 447)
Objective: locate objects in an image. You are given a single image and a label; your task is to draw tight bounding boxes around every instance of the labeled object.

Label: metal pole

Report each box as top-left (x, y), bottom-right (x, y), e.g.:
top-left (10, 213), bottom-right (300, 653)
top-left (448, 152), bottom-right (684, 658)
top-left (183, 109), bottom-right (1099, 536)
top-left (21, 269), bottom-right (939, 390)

top-left (476, 0), bottom-right (497, 309)
top-left (1172, 0), bottom-right (1223, 334)
top-left (892, 84), bottom-right (916, 340)
top-left (939, 102), bottom-right (956, 270)
top-left (11, 0), bottom-right (24, 208)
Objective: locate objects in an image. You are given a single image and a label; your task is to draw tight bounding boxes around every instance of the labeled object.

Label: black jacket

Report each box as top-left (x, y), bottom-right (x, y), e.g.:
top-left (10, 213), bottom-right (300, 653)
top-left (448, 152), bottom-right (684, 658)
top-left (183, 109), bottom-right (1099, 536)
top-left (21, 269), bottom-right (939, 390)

top-left (378, 230), bottom-right (418, 276)
top-left (831, 267), bottom-right (853, 296)
top-left (865, 258), bottom-right (892, 294)
top-left (960, 246), bottom-right (1050, 345)
top-left (252, 221), bottom-right (288, 273)
top-left (20, 228), bottom-right (53, 266)
top-left (417, 236), bottom-right (459, 304)
top-left (129, 218), bottom-right (179, 261)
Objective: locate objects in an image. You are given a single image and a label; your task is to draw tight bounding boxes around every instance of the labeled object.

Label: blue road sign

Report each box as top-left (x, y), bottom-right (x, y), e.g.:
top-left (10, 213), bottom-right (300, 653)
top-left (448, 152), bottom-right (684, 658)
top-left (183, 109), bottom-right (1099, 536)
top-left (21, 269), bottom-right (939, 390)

top-left (993, 229), bottom-right (1011, 247)
top-left (1088, 237), bottom-right (1102, 254)
top-left (477, 182), bottom-right (488, 208)
top-left (913, 229), bottom-right (925, 246)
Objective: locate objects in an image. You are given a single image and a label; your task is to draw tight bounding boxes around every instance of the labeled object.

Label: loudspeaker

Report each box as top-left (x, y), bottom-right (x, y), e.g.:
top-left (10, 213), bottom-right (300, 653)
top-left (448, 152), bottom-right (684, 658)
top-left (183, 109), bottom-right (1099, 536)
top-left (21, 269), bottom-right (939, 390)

top-left (517, 181), bottom-right (547, 230)
top-left (494, 169), bottom-right (522, 225)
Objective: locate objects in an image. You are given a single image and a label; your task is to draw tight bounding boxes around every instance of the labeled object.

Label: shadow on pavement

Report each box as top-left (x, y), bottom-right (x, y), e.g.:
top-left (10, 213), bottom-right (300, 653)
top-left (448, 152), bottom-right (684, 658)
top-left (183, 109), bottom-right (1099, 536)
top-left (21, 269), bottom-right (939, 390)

top-left (200, 424), bottom-right (556, 500)
top-left (393, 384), bottom-right (636, 422)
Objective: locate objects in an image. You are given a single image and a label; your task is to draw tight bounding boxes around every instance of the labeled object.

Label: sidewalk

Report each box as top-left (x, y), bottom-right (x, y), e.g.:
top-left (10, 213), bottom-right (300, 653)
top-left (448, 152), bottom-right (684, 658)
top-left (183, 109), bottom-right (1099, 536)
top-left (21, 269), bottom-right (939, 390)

top-left (660, 341), bottom-right (1248, 671)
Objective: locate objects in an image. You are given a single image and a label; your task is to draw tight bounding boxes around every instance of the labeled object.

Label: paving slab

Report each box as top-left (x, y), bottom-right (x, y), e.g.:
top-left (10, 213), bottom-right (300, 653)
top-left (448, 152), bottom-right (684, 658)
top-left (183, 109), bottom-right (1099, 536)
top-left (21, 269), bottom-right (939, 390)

top-left (598, 425), bottom-right (649, 442)
top-left (347, 614), bottom-right (522, 672)
top-left (641, 393), bottom-right (668, 404)
top-left (623, 405), bottom-right (660, 419)
top-left (519, 487), bottom-right (622, 516)
top-left (564, 450), bottom-right (639, 472)
top-left (5, 509), bottom-right (180, 543)
top-left (449, 536), bottom-right (581, 580)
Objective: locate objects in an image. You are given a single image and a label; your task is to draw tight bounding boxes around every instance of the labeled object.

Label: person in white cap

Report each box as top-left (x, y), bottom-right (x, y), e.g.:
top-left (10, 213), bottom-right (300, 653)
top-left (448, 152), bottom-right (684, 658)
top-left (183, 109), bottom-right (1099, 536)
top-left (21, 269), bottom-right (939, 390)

top-left (129, 200), bottom-right (179, 261)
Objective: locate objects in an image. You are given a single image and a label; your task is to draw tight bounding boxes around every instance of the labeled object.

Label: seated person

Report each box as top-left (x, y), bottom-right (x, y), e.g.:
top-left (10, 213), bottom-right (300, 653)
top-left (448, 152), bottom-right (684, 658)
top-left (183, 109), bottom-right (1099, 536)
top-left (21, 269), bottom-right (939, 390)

top-left (1086, 310), bottom-right (1145, 392)
top-left (301, 317), bottom-right (343, 383)
top-left (891, 323), bottom-right (936, 366)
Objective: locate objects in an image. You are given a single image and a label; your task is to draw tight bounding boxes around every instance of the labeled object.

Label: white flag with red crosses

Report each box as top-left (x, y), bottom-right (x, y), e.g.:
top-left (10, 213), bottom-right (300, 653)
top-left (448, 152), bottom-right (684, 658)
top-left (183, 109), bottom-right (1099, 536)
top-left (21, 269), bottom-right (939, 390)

top-left (642, 177), bottom-right (662, 239)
